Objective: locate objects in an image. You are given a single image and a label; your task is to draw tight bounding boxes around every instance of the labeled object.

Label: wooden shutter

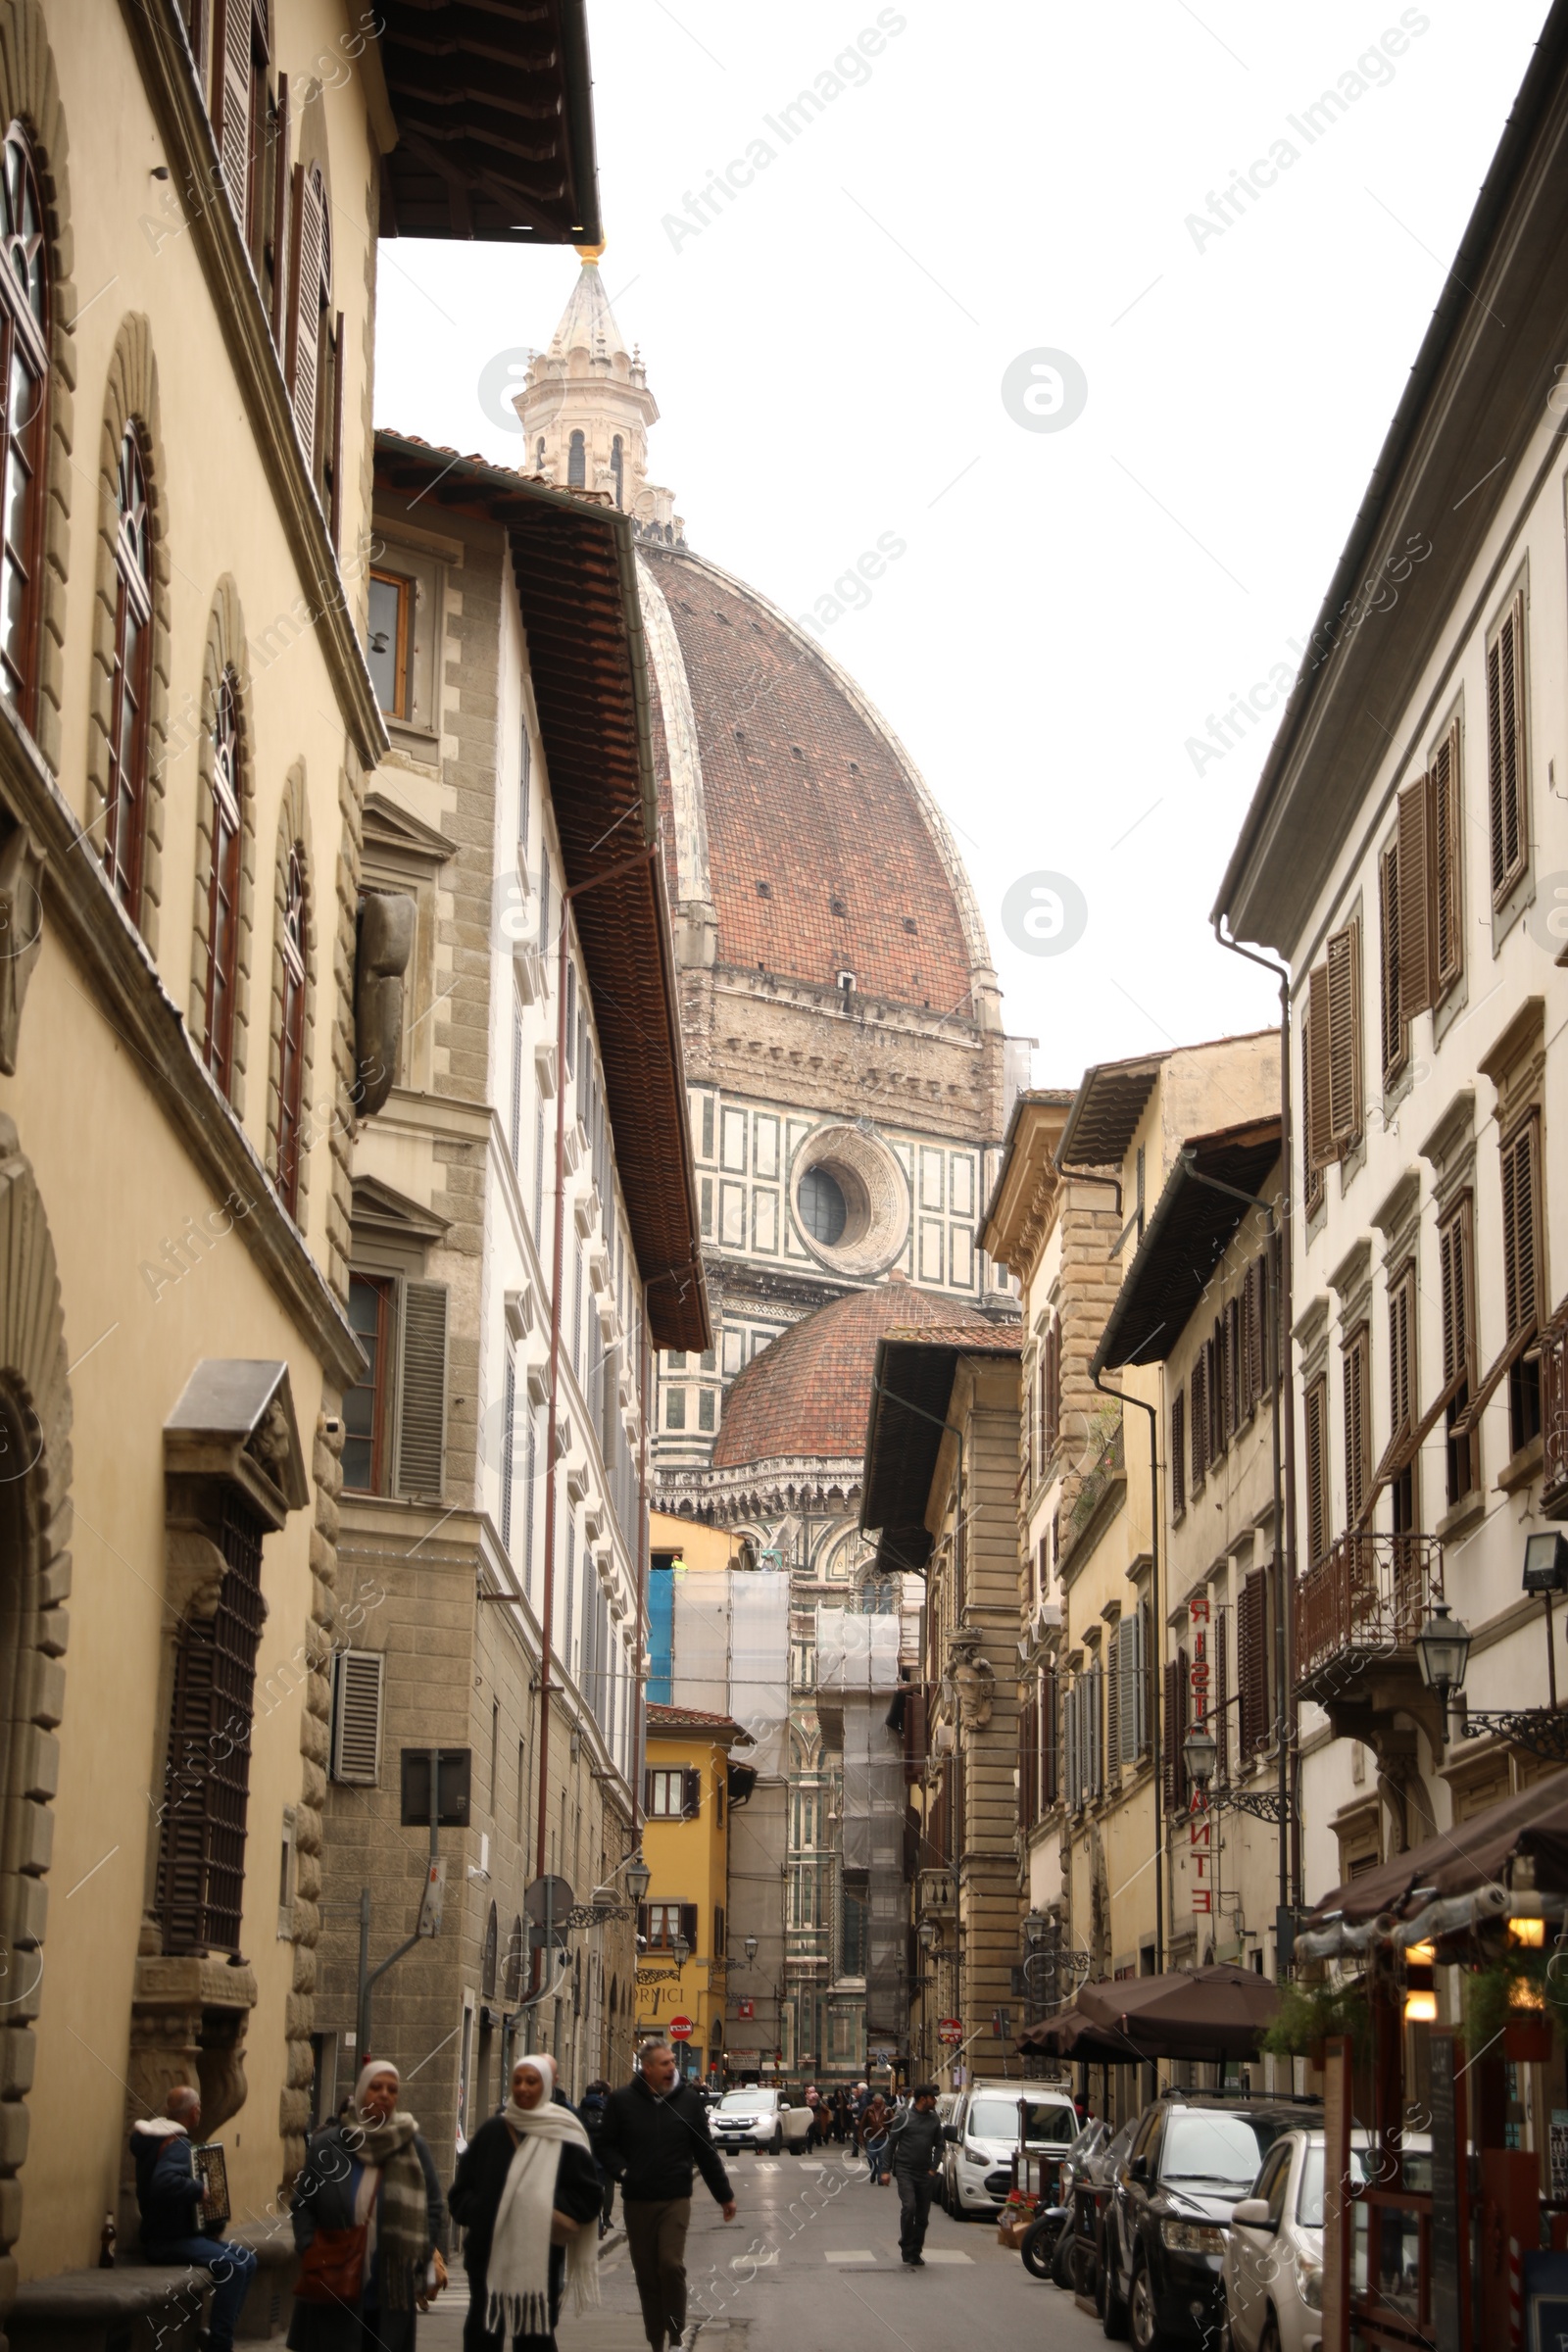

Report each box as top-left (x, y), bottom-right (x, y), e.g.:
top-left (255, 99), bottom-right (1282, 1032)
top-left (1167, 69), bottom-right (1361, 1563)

top-left (1254, 1250), bottom-right (1271, 1398)
top-left (395, 1278), bottom-right (449, 1498)
top-left (1486, 590), bottom-right (1527, 903)
top-left (214, 0), bottom-right (254, 235)
top-left (1389, 1267), bottom-right (1414, 1437)
top-left (1064, 1682), bottom-right (1081, 1811)
top-left (1500, 1117), bottom-right (1541, 1341)
top-left (327, 309), bottom-right (345, 547)
top-left (1307, 964), bottom-right (1334, 1167)
top-left (331, 1648), bottom-right (383, 1784)
top-left (1106, 1630), bottom-right (1121, 1781)
top-left (1191, 1348), bottom-right (1207, 1489)
top-left (1239, 1568), bottom-right (1269, 1756)
top-left (287, 164), bottom-right (323, 456)
top-left (1227, 1298), bottom-right (1242, 1437)
top-left (1440, 1200), bottom-right (1473, 1384)
top-left (682, 1766), bottom-right (703, 1820)
top-left (1042, 1666), bottom-right (1057, 1806)
top-left (1433, 720), bottom-right (1463, 988)
top-left (1118, 1607), bottom-right (1142, 1764)
top-left (1396, 774), bottom-right (1436, 1022)
top-left (1304, 1375), bottom-right (1329, 1566)
top-left (1343, 1325), bottom-right (1371, 1530)
top-left (1213, 1606), bottom-right (1229, 1786)
top-left (1163, 1648), bottom-right (1188, 1812)
top-left (268, 72), bottom-right (290, 347)
top-left (1326, 921), bottom-right (1362, 1149)
top-left (1170, 1388), bottom-right (1186, 1516)
top-left (1208, 1331), bottom-right (1224, 1464)
top-left (1378, 839), bottom-right (1405, 1079)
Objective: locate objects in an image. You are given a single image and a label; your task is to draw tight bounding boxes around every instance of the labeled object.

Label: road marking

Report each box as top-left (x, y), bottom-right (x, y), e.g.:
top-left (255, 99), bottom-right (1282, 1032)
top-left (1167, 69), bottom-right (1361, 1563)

top-left (921, 2249), bottom-right (974, 2264)
top-left (755, 2162), bottom-right (779, 2173)
top-left (825, 2249), bottom-right (879, 2265)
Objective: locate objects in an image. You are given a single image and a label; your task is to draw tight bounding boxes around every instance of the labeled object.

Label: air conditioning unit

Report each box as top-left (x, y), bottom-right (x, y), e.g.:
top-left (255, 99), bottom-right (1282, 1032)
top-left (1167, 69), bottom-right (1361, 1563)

top-left (588, 1244), bottom-right (612, 1293)
top-left (582, 1503), bottom-right (605, 1543)
top-left (504, 1285), bottom-right (533, 1342)
top-left (574, 1184), bottom-right (601, 1238)
top-left (596, 1295), bottom-right (618, 1341)
top-left (534, 1042), bottom-right (558, 1099)
top-left (572, 1116), bottom-right (589, 1165)
top-left (513, 943), bottom-right (544, 1004)
top-left (562, 1123), bottom-right (582, 1175)
top-left (555, 1416), bottom-right (571, 1459)
top-left (525, 1361), bottom-right (549, 1408)
top-left (565, 1462), bottom-right (589, 1505)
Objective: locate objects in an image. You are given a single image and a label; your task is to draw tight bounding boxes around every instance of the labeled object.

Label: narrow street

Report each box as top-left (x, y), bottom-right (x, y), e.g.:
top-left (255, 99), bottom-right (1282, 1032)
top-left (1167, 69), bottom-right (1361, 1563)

top-left (423, 2155), bottom-right (1088, 2351)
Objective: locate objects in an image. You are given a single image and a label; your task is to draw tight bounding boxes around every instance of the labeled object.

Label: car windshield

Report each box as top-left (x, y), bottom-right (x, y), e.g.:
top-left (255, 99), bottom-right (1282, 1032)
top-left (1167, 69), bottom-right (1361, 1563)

top-left (1298, 2141), bottom-right (1429, 2225)
top-left (1160, 2112), bottom-right (1281, 2191)
top-left (719, 2090), bottom-right (774, 2112)
top-left (967, 2096), bottom-right (1075, 2144)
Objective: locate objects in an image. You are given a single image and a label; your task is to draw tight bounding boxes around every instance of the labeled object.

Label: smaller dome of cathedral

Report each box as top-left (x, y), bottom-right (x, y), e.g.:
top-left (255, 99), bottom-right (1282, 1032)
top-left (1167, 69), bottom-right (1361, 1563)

top-left (710, 1280), bottom-right (1004, 1473)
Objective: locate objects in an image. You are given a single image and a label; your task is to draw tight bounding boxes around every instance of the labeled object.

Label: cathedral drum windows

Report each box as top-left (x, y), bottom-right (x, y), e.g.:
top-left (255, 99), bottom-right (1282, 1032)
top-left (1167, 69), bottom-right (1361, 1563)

top-left (788, 1120), bottom-right (909, 1280)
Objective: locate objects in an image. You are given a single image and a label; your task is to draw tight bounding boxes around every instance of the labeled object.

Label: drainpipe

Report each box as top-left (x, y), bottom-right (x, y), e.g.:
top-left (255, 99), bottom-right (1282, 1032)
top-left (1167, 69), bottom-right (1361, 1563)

top-left (534, 839), bottom-right (660, 1998)
top-left (1090, 1366), bottom-right (1163, 1975)
top-left (1212, 918), bottom-right (1301, 1924)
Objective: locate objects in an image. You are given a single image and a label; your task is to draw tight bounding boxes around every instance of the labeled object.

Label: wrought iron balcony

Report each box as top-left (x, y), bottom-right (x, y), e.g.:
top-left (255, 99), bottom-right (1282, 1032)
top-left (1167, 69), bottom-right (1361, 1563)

top-left (1295, 1531), bottom-right (1444, 1701)
top-left (1543, 1310), bottom-right (1568, 1519)
top-left (915, 1868), bottom-right (956, 1919)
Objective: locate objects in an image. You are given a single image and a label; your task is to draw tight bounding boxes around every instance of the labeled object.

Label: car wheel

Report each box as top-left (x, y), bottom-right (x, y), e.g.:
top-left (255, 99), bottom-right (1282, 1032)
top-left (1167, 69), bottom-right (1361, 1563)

top-left (771, 2129), bottom-right (783, 2155)
top-left (1129, 2257), bottom-right (1161, 2352)
top-left (1053, 2225), bottom-right (1077, 2292)
top-left (1101, 2237), bottom-right (1130, 2339)
top-left (1021, 2212), bottom-right (1065, 2279)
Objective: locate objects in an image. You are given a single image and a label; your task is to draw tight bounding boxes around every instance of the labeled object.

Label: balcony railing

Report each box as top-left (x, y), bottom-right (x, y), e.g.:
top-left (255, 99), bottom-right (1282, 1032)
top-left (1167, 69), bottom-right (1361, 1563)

top-left (1543, 1310), bottom-right (1568, 1517)
top-left (915, 1868), bottom-right (955, 1918)
top-left (1295, 1531), bottom-right (1444, 1695)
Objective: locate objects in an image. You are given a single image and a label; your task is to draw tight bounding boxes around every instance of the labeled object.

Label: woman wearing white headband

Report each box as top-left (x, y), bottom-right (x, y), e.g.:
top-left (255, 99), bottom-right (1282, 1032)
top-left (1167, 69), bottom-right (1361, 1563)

top-left (288, 2061), bottom-right (445, 2350)
top-left (448, 2053), bottom-right (602, 2349)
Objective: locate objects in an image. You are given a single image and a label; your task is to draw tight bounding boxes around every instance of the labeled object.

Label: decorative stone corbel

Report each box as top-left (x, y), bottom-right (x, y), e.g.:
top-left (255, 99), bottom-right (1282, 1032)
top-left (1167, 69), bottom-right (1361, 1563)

top-left (354, 889), bottom-right (416, 1117)
top-left (0, 813), bottom-right (45, 1076)
top-left (165, 1524), bottom-right (228, 1625)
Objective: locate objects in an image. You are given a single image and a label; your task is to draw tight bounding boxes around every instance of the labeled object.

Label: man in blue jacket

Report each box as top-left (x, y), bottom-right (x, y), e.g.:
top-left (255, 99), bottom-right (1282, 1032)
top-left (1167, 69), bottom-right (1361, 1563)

top-left (130, 2087), bottom-right (257, 2351)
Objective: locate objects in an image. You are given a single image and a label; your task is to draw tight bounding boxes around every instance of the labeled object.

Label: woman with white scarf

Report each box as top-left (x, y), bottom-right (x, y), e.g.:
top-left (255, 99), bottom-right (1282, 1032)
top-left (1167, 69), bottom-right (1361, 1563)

top-left (288, 2062), bottom-right (444, 2352)
top-left (448, 2054), bottom-right (602, 2351)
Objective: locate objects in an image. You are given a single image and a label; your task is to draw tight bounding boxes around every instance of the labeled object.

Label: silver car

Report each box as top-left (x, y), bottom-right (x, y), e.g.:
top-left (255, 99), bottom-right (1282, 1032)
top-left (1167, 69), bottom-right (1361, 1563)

top-left (1223, 2128), bottom-right (1431, 2352)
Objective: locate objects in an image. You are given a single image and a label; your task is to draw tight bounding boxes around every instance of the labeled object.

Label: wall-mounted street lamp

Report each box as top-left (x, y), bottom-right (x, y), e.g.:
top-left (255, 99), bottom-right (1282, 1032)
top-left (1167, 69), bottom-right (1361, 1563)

top-left (744, 1935), bottom-right (759, 1965)
top-left (1421, 1549), bottom-right (1568, 1762)
top-left (623, 1856), bottom-right (651, 1907)
top-left (917, 1918), bottom-right (940, 1951)
top-left (1182, 1717), bottom-right (1291, 1823)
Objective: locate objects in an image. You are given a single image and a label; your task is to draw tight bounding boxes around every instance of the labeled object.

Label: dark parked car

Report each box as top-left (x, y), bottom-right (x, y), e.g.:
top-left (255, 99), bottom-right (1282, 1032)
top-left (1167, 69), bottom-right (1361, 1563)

top-left (1101, 2094), bottom-right (1321, 2352)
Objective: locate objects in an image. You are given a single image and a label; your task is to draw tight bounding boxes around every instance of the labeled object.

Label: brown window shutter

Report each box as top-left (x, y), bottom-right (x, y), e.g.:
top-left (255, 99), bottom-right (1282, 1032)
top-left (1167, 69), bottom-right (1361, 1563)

top-left (286, 163), bottom-right (323, 456)
top-left (1161, 1656), bottom-right (1180, 1812)
top-left (1378, 840), bottom-right (1405, 1080)
top-left (1254, 1250), bottom-right (1271, 1397)
top-left (905, 1684), bottom-right (926, 1786)
top-left (1434, 720), bottom-right (1463, 988)
top-left (1171, 1389), bottom-right (1186, 1517)
top-left (1344, 1325), bottom-right (1370, 1529)
top-left (1304, 1375), bottom-right (1329, 1566)
top-left (1325, 921), bottom-right (1362, 1148)
top-left (680, 1902), bottom-right (699, 1953)
top-left (636, 1902), bottom-right (651, 1947)
top-left (1239, 1568), bottom-right (1269, 1756)
top-left (395, 1279), bottom-right (449, 1499)
top-left (1306, 964), bottom-right (1335, 1168)
top-left (1208, 1329), bottom-right (1224, 1463)
top-left (682, 1767), bottom-right (703, 1819)
top-left (1226, 1297), bottom-right (1242, 1436)
top-left (1191, 1348), bottom-right (1207, 1489)
top-left (1389, 1268), bottom-right (1414, 1436)
top-left (268, 73), bottom-right (290, 349)
top-left (1396, 774), bottom-right (1436, 1023)
top-left (1487, 591), bottom-right (1527, 904)
top-left (327, 309), bottom-right (345, 548)
top-left (643, 1769), bottom-right (656, 1815)
top-left (1213, 1606), bottom-right (1229, 1787)
top-left (213, 0), bottom-right (254, 236)
top-left (1106, 1627), bottom-right (1121, 1781)
top-left (1501, 1116), bottom-right (1541, 1340)
top-left (1042, 1667), bottom-right (1057, 1808)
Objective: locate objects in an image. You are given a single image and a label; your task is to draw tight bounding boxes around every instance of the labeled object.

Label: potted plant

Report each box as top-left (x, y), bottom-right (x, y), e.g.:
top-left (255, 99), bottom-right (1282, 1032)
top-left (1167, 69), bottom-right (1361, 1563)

top-left (1464, 1957), bottom-right (1558, 2061)
top-left (1261, 1978), bottom-right (1370, 2065)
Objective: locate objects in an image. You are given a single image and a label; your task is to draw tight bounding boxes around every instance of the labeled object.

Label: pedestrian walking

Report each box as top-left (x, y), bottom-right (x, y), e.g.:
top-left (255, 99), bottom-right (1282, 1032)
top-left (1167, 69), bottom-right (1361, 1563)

top-left (448, 2054), bottom-right (602, 2352)
top-left (288, 2062), bottom-right (446, 2352)
top-left (131, 2086), bottom-right (260, 2352)
top-left (804, 2086), bottom-right (822, 2150)
top-left (597, 2040), bottom-right (736, 2352)
top-left (861, 2092), bottom-right (890, 2185)
top-left (578, 2080), bottom-right (615, 2237)
top-left (886, 2084), bottom-right (946, 2268)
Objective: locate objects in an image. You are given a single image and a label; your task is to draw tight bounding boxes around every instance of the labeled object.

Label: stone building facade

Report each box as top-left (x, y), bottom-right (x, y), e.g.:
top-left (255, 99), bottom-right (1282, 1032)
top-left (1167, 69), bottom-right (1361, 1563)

top-left (311, 435), bottom-right (708, 2158)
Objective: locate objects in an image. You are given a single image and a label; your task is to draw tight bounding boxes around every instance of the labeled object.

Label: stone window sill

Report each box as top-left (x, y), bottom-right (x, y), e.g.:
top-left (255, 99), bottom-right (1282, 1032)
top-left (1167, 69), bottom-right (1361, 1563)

top-left (1497, 1434), bottom-right (1544, 1495)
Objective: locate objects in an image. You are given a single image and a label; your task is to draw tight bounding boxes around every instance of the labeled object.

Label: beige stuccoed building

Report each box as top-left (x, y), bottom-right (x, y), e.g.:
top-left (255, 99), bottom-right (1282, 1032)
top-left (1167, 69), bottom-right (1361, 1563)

top-left (0, 0), bottom-right (600, 2326)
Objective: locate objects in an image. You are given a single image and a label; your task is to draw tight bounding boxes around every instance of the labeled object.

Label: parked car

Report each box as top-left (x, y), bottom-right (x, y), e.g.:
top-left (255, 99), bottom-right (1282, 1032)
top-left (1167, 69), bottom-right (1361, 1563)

top-left (1102, 2094), bottom-right (1321, 2350)
top-left (1223, 2128), bottom-right (1430, 2352)
top-left (943, 2080), bottom-right (1079, 2217)
top-left (710, 2085), bottom-right (789, 2154)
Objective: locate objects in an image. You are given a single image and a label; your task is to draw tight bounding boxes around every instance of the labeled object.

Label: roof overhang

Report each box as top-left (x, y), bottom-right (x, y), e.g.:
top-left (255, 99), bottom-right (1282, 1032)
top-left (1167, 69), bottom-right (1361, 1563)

top-left (374, 435), bottom-right (709, 1349)
top-left (1212, 1), bottom-right (1568, 958)
top-left (859, 1325), bottom-right (1021, 1574)
top-left (980, 1090), bottom-right (1075, 1268)
top-left (1056, 1054), bottom-right (1161, 1170)
top-left (375, 0), bottom-right (602, 244)
top-left (1092, 1120), bottom-right (1282, 1375)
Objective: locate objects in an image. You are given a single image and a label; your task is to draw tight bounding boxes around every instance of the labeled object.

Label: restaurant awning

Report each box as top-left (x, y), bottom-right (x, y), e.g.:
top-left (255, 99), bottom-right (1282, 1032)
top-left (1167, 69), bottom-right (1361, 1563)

top-left (1018, 1965), bottom-right (1281, 2064)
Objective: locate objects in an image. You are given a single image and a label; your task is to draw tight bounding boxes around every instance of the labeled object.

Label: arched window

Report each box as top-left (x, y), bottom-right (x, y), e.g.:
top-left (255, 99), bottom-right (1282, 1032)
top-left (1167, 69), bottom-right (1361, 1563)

top-left (276, 845), bottom-right (307, 1214)
top-left (0, 125), bottom-right (49, 722)
top-left (611, 434), bottom-right (623, 509)
top-left (204, 671), bottom-right (243, 1092)
top-left (103, 428), bottom-right (153, 916)
top-left (567, 429), bottom-right (586, 488)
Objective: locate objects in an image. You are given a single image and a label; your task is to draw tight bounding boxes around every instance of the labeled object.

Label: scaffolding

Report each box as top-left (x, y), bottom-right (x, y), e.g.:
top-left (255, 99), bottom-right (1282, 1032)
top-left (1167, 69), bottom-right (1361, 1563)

top-left (815, 1607), bottom-right (905, 2041)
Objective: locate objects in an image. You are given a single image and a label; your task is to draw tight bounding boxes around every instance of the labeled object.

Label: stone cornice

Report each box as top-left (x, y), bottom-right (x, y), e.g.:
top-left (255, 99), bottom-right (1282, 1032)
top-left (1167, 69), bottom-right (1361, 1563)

top-left (0, 703), bottom-right (363, 1389)
top-left (120, 0), bottom-right (388, 771)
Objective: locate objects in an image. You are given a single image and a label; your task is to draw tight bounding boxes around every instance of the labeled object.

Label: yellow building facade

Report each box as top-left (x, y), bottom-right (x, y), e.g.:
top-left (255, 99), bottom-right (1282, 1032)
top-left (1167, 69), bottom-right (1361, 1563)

top-left (637, 1702), bottom-right (748, 2083)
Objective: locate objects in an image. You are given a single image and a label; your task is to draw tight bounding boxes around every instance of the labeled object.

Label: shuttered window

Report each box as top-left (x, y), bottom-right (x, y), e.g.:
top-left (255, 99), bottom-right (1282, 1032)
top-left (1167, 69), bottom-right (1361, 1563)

top-left (1162, 1649), bottom-right (1188, 1813)
top-left (1207, 1328), bottom-right (1225, 1466)
top-left (1226, 1298), bottom-right (1242, 1439)
top-left (0, 128), bottom-right (50, 726)
top-left (1106, 1631), bottom-right (1121, 1781)
top-left (204, 670), bottom-right (244, 1097)
top-left (1018, 1681), bottom-right (1039, 1829)
top-left (1378, 838), bottom-right (1405, 1082)
top-left (1213, 1606), bottom-right (1230, 1787)
top-left (104, 429), bottom-right (155, 922)
top-left (1501, 1115), bottom-right (1543, 1455)
top-left (396, 1279), bottom-right (449, 1499)
top-left (1300, 1001), bottom-right (1325, 1216)
top-left (510, 994), bottom-right (524, 1164)
top-left (1440, 1197), bottom-right (1476, 1503)
top-left (1191, 1348), bottom-right (1208, 1491)
top-left (1432, 723), bottom-right (1463, 988)
top-left (287, 161), bottom-right (340, 534)
top-left (1304, 1375), bottom-right (1330, 1567)
top-left (1306, 922), bottom-right (1362, 1165)
top-left (331, 1648), bottom-right (384, 1784)
top-left (1396, 720), bottom-right (1465, 1019)
top-left (1486, 589), bottom-right (1528, 905)
top-left (1118, 1604), bottom-right (1147, 1763)
top-left (157, 1493), bottom-right (267, 1955)
top-left (214, 0), bottom-right (266, 252)
top-left (1041, 1666), bottom-right (1058, 1808)
top-left (1389, 1263), bottom-right (1417, 1535)
top-left (1170, 1388), bottom-right (1186, 1518)
top-left (1343, 1324), bottom-right (1371, 1533)
top-left (1238, 1566), bottom-right (1270, 1758)
top-left (500, 1353), bottom-right (516, 1554)
top-left (1253, 1251), bottom-right (1271, 1400)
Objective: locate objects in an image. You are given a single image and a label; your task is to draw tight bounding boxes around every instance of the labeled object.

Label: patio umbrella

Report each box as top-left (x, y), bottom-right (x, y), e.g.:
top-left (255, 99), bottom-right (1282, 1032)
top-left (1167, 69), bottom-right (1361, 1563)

top-left (1069, 1965), bottom-right (1281, 2062)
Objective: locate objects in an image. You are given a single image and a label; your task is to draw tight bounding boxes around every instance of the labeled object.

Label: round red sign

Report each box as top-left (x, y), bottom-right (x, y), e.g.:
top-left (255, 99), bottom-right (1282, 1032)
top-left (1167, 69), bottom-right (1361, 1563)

top-left (669, 2015), bottom-right (693, 2040)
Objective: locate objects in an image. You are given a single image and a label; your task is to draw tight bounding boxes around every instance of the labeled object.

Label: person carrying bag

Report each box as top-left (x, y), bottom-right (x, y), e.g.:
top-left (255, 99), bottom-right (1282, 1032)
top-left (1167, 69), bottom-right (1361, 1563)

top-left (448, 2053), bottom-right (602, 2351)
top-left (288, 2063), bottom-right (445, 2352)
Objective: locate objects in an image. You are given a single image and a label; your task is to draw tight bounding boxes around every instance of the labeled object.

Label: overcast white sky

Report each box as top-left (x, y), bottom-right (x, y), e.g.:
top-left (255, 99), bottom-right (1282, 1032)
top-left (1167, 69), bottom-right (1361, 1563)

top-left (374, 0), bottom-right (1548, 1088)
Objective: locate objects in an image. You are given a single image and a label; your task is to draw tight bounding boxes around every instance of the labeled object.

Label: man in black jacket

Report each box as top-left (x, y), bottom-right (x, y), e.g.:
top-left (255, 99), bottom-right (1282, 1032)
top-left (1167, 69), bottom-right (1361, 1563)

top-left (598, 2041), bottom-right (736, 2351)
top-left (887, 2085), bottom-right (946, 2267)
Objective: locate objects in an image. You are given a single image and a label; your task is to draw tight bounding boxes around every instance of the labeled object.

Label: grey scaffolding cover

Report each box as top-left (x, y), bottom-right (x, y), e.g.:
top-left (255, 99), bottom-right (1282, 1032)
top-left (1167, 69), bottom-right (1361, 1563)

top-left (666, 1567), bottom-right (789, 1776)
top-left (816, 1608), bottom-right (905, 2036)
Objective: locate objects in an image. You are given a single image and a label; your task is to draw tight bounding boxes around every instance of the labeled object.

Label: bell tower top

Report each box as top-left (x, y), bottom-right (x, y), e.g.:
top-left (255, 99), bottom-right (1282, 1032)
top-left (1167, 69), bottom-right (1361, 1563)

top-left (515, 254), bottom-right (683, 542)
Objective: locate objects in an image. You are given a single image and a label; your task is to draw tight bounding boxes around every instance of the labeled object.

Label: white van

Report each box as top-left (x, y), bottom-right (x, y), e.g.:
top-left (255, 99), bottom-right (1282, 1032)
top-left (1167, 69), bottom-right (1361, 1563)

top-left (942, 2081), bottom-right (1079, 2216)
